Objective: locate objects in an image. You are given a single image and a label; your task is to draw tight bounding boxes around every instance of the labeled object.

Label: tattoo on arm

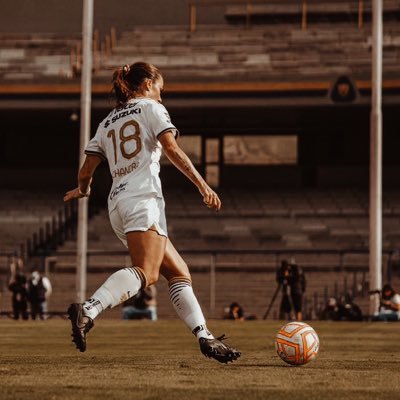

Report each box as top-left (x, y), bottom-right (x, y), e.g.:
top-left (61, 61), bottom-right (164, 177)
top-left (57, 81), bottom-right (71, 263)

top-left (170, 148), bottom-right (203, 186)
top-left (160, 132), bottom-right (206, 189)
top-left (175, 151), bottom-right (193, 173)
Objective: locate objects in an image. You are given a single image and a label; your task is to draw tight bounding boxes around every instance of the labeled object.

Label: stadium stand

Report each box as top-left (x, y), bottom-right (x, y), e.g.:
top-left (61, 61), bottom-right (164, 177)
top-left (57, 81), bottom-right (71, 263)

top-left (47, 188), bottom-right (400, 258)
top-left (95, 21), bottom-right (400, 83)
top-left (1, 186), bottom-right (399, 318)
top-left (0, 191), bottom-right (68, 254)
top-left (1, 0), bottom-right (400, 320)
top-left (223, 0), bottom-right (400, 24)
top-left (16, 188), bottom-right (393, 319)
top-left (0, 33), bottom-right (80, 81)
top-left (1, 16), bottom-right (400, 85)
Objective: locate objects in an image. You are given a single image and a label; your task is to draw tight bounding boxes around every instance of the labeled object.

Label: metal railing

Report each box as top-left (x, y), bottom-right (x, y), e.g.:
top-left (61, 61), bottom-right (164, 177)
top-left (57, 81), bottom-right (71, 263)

top-left (24, 201), bottom-right (78, 259)
top-left (47, 247), bottom-right (394, 318)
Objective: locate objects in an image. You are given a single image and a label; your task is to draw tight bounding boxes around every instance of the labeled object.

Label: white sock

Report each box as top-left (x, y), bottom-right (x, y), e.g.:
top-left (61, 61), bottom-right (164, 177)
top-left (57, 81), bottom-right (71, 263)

top-left (168, 277), bottom-right (214, 340)
top-left (82, 267), bottom-right (146, 319)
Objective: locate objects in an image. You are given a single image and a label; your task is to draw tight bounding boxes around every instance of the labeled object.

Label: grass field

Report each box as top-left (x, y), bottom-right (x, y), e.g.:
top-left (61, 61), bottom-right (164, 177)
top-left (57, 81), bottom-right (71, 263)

top-left (0, 319), bottom-right (399, 400)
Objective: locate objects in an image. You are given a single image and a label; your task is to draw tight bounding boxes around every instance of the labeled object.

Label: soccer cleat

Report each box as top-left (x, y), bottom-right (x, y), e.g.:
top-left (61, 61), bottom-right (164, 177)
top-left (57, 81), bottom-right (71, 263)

top-left (199, 334), bottom-right (241, 364)
top-left (67, 303), bottom-right (94, 352)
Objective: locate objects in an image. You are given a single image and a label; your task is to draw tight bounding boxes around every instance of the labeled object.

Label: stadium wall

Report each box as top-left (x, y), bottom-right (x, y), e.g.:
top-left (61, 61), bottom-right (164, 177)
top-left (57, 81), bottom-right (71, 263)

top-left (0, 0), bottom-right (225, 33)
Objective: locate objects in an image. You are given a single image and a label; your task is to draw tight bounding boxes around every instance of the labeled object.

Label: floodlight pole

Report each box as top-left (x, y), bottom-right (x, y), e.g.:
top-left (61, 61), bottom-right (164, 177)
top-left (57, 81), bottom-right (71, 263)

top-left (369, 0), bottom-right (383, 317)
top-left (76, 0), bottom-right (94, 302)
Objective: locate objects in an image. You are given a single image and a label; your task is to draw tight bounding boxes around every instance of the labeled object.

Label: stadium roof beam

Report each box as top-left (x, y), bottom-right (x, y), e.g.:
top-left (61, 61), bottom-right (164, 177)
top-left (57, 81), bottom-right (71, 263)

top-left (1, 80), bottom-right (400, 95)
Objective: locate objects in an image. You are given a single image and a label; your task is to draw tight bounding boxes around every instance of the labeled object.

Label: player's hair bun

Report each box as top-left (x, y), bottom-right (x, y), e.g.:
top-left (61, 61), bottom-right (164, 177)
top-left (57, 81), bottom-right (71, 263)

top-left (122, 64), bottom-right (130, 75)
top-left (111, 62), bottom-right (161, 107)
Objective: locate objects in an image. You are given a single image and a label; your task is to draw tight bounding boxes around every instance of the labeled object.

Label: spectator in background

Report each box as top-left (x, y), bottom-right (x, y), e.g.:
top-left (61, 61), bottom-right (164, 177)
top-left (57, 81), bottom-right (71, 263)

top-left (122, 285), bottom-right (157, 321)
top-left (224, 302), bottom-right (245, 321)
top-left (319, 297), bottom-right (341, 321)
top-left (339, 293), bottom-right (363, 321)
top-left (27, 267), bottom-right (52, 320)
top-left (374, 284), bottom-right (400, 321)
top-left (319, 294), bottom-right (363, 321)
top-left (8, 271), bottom-right (29, 320)
top-left (277, 259), bottom-right (306, 321)
top-left (223, 302), bottom-right (257, 321)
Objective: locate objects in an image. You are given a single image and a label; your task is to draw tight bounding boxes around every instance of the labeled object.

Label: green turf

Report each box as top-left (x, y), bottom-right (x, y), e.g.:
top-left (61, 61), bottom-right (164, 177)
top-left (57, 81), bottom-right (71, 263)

top-left (0, 319), bottom-right (399, 400)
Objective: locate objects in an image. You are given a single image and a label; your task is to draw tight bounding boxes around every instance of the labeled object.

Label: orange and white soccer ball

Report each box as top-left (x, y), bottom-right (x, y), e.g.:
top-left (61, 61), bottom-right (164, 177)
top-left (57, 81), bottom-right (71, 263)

top-left (275, 321), bottom-right (319, 365)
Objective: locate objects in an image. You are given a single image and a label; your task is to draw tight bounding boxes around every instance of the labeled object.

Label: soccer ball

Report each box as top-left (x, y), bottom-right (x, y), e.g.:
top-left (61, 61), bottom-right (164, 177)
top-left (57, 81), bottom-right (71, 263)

top-left (275, 321), bottom-right (319, 365)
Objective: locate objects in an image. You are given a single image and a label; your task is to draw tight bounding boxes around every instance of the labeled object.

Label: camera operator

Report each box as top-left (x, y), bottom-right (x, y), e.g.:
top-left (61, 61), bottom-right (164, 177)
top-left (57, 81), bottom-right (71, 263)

top-left (277, 259), bottom-right (306, 321)
top-left (374, 284), bottom-right (400, 321)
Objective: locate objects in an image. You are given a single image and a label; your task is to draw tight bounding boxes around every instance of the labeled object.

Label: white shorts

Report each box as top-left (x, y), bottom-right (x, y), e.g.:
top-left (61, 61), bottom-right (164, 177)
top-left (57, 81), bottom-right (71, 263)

top-left (109, 195), bottom-right (168, 247)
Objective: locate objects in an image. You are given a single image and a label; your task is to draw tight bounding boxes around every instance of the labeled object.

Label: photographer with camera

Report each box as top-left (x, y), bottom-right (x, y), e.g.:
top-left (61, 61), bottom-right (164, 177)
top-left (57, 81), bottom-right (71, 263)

top-left (122, 285), bottom-right (157, 321)
top-left (277, 259), bottom-right (306, 321)
top-left (373, 284), bottom-right (400, 321)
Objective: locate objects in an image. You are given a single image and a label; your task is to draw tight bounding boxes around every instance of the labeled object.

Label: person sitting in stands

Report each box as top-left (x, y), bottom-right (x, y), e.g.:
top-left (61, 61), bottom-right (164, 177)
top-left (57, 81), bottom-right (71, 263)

top-left (339, 293), bottom-right (363, 321)
top-left (224, 302), bottom-right (245, 321)
top-left (122, 285), bottom-right (157, 321)
top-left (319, 297), bottom-right (341, 321)
top-left (223, 302), bottom-right (256, 321)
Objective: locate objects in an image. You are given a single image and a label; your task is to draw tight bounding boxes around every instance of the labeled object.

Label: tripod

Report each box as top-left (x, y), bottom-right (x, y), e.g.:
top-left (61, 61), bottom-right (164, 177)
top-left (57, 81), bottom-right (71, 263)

top-left (263, 284), bottom-right (281, 320)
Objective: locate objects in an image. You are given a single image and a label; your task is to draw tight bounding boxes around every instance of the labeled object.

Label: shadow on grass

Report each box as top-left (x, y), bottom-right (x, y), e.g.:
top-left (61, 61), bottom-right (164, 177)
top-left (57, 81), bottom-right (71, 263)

top-left (232, 363), bottom-right (291, 368)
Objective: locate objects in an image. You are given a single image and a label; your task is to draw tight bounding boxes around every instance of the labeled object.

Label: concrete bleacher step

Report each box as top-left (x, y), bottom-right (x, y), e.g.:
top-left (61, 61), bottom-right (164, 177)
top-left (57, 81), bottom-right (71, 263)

top-left (0, 33), bottom-right (77, 80)
top-left (103, 53), bottom-right (220, 68)
top-left (0, 190), bottom-right (66, 255)
top-left (6, 189), bottom-right (400, 319)
top-left (93, 20), bottom-right (400, 83)
top-left (53, 189), bottom-right (400, 257)
top-left (1, 19), bottom-right (400, 83)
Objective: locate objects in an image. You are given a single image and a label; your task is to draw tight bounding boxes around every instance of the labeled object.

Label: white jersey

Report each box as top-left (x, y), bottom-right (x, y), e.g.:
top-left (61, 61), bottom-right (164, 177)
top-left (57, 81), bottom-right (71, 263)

top-left (85, 98), bottom-right (178, 212)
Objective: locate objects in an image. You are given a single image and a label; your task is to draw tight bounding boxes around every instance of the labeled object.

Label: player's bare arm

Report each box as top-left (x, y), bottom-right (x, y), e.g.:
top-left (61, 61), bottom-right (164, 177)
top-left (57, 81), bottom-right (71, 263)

top-left (63, 154), bottom-right (102, 202)
top-left (159, 131), bottom-right (221, 211)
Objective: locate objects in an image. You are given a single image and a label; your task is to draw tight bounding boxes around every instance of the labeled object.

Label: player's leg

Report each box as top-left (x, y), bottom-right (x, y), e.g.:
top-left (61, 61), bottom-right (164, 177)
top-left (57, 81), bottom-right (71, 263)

top-left (68, 228), bottom-right (166, 352)
top-left (68, 196), bottom-right (168, 352)
top-left (160, 238), bottom-right (241, 363)
top-left (83, 228), bottom-right (165, 319)
top-left (160, 239), bottom-right (213, 339)
top-left (72, 198), bottom-right (164, 314)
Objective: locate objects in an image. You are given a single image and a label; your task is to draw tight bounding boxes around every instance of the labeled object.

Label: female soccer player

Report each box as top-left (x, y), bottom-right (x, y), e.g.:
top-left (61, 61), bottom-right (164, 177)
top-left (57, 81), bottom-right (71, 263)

top-left (64, 62), bottom-right (240, 363)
